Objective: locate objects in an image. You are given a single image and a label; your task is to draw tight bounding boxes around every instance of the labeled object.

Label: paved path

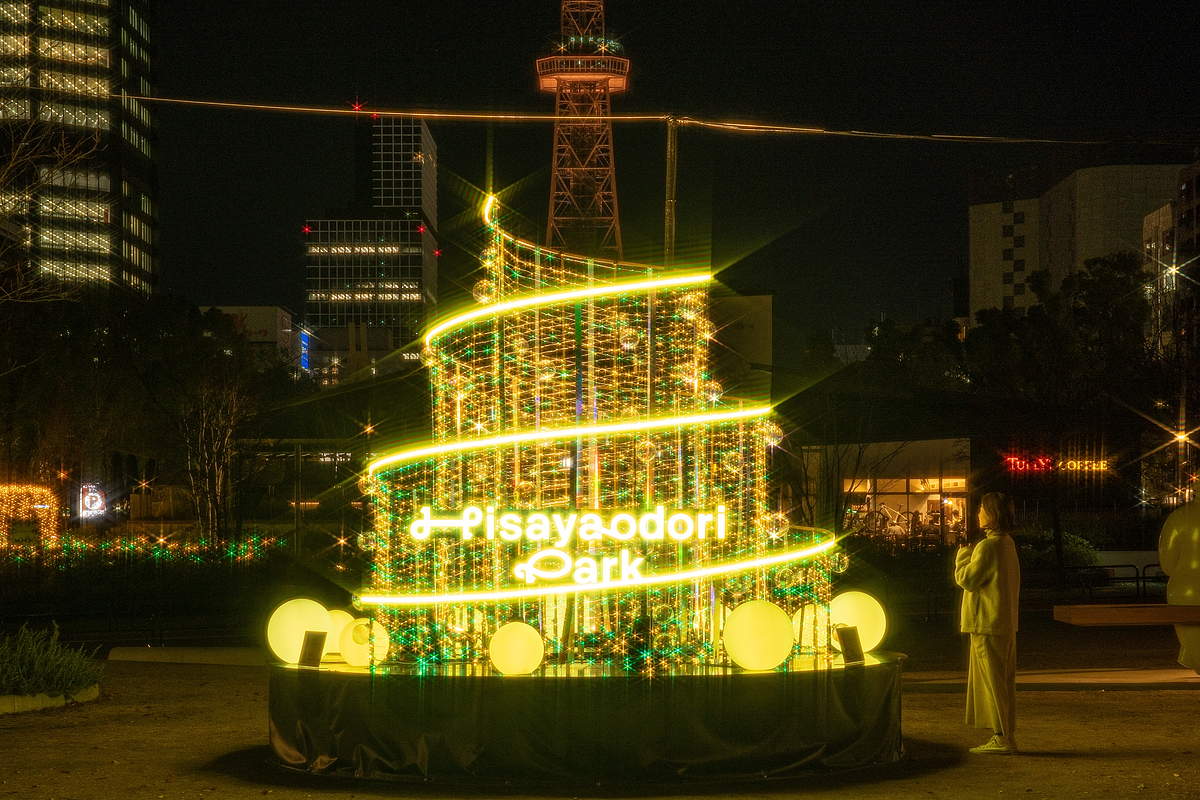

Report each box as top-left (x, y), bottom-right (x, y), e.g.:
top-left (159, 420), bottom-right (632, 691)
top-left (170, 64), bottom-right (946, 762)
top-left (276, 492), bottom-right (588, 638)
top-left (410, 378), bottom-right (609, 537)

top-left (1, 661), bottom-right (1198, 799)
top-left (906, 665), bottom-right (1200, 690)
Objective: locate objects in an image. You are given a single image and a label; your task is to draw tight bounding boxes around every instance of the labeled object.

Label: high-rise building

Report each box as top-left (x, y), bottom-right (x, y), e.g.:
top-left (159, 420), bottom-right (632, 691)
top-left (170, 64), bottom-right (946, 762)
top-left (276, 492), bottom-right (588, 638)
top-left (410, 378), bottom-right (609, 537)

top-left (1142, 199), bottom-right (1176, 353)
top-left (1134, 162), bottom-right (1200, 506)
top-left (967, 196), bottom-right (1041, 315)
top-left (1138, 162), bottom-right (1200, 358)
top-left (968, 164), bottom-right (1183, 319)
top-left (1140, 162), bottom-right (1200, 353)
top-left (1174, 162), bottom-right (1200, 265)
top-left (0, 0), bottom-right (157, 294)
top-left (304, 116), bottom-right (437, 385)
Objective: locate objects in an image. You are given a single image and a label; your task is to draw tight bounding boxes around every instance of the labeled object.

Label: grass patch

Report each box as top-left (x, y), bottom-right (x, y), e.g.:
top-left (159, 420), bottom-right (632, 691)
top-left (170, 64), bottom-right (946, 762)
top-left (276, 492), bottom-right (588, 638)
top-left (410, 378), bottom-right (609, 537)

top-left (0, 625), bottom-right (104, 696)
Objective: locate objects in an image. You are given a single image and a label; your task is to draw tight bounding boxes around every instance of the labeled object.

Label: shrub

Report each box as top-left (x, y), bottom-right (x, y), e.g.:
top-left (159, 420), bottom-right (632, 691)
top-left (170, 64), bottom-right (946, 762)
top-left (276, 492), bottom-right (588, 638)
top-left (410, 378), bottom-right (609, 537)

top-left (0, 625), bottom-right (104, 696)
top-left (1014, 528), bottom-right (1098, 571)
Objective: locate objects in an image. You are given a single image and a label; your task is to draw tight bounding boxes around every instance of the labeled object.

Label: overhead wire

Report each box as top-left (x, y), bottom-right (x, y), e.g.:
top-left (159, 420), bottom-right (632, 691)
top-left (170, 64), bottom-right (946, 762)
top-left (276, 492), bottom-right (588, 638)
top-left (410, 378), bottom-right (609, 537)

top-left (116, 93), bottom-right (1199, 146)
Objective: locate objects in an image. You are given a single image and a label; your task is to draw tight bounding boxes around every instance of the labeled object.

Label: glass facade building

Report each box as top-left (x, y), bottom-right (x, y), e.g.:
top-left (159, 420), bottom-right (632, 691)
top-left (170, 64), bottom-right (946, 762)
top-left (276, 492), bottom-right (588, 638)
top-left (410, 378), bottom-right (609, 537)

top-left (304, 116), bottom-right (437, 385)
top-left (0, 0), bottom-right (157, 294)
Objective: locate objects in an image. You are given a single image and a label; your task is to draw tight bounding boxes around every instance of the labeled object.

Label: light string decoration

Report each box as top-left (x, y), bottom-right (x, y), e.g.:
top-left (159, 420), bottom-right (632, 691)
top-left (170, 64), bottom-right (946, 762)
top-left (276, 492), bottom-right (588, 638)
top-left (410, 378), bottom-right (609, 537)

top-left (0, 527), bottom-right (289, 567)
top-left (358, 197), bottom-right (840, 671)
top-left (0, 485), bottom-right (61, 548)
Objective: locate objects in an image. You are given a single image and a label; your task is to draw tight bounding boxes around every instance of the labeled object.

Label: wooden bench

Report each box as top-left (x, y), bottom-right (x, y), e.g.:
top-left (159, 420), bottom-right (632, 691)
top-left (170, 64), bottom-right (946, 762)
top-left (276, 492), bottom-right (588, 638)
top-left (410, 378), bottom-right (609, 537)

top-left (1054, 604), bottom-right (1200, 627)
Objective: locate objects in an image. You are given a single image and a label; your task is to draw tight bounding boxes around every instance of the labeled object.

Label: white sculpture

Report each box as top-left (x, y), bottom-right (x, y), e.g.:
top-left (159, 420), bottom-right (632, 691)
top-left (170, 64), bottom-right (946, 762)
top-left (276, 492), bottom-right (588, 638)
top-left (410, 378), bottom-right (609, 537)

top-left (1159, 503), bottom-right (1200, 673)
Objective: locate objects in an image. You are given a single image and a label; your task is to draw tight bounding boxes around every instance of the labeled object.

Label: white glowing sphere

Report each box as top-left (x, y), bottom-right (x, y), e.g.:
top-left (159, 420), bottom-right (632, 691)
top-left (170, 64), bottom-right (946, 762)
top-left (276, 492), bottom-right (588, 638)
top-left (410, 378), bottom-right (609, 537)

top-left (722, 599), bottom-right (794, 671)
top-left (325, 609), bottom-right (355, 655)
top-left (488, 621), bottom-right (545, 675)
top-left (792, 603), bottom-right (832, 652)
top-left (339, 618), bottom-right (390, 668)
top-left (830, 590), bottom-right (888, 652)
top-left (266, 598), bottom-right (330, 664)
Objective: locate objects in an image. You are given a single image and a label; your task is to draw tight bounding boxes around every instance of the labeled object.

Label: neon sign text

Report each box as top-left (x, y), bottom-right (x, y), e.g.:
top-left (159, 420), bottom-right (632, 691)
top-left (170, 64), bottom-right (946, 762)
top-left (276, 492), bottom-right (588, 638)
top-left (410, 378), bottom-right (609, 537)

top-left (1004, 455), bottom-right (1109, 473)
top-left (408, 505), bottom-right (727, 546)
top-left (357, 535), bottom-right (839, 607)
top-left (514, 547), bottom-right (644, 585)
top-left (1004, 455), bottom-right (1053, 473)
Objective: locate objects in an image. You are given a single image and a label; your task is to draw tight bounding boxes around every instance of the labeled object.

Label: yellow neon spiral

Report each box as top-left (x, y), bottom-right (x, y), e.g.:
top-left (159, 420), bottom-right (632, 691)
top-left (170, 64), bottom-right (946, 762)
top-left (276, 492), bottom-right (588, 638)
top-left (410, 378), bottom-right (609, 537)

top-left (360, 195), bottom-right (835, 666)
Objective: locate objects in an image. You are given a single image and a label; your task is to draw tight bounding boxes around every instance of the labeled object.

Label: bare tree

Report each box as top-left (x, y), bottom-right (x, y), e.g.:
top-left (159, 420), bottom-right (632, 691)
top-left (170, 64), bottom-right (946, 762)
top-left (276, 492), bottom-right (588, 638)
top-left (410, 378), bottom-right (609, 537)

top-left (176, 370), bottom-right (256, 539)
top-left (778, 438), bottom-right (906, 533)
top-left (0, 121), bottom-right (101, 307)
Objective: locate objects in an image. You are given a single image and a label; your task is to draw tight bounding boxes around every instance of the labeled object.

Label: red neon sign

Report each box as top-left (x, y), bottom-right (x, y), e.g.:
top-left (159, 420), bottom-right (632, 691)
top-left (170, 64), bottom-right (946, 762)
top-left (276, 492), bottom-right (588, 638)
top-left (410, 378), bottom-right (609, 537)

top-left (1005, 455), bottom-right (1053, 473)
top-left (1004, 455), bottom-right (1110, 474)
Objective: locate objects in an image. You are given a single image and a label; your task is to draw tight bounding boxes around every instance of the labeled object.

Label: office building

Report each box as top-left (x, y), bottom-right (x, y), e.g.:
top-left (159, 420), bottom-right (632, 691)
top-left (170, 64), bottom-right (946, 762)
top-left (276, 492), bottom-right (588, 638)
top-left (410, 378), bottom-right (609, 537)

top-left (1175, 162), bottom-right (1200, 264)
top-left (1142, 200), bottom-right (1176, 352)
top-left (969, 164), bottom-right (1182, 319)
top-left (1141, 161), bottom-right (1200, 354)
top-left (967, 196), bottom-right (1041, 316)
top-left (304, 116), bottom-right (436, 385)
top-left (0, 0), bottom-right (157, 294)
top-left (199, 305), bottom-right (302, 371)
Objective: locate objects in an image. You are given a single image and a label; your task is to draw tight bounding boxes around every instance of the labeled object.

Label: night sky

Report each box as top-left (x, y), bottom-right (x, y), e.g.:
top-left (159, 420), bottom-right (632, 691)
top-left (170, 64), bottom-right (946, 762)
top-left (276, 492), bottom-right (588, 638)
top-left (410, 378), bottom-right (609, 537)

top-left (153, 1), bottom-right (1197, 346)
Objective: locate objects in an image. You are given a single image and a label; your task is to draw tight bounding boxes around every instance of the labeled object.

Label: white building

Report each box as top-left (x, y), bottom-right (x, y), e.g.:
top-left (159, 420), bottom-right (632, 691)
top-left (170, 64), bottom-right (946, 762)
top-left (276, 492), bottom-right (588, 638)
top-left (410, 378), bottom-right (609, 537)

top-left (969, 164), bottom-right (1183, 319)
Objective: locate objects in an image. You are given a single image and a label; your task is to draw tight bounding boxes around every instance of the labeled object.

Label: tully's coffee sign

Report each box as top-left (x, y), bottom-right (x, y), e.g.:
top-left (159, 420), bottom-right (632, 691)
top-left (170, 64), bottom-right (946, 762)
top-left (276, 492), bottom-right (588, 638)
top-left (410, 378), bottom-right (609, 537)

top-left (1003, 455), bottom-right (1109, 474)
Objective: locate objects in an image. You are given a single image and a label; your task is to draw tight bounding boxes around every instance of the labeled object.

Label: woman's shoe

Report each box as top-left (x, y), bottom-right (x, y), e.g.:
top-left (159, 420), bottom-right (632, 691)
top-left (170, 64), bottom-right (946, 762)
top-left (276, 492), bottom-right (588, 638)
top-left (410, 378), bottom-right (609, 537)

top-left (970, 734), bottom-right (1018, 754)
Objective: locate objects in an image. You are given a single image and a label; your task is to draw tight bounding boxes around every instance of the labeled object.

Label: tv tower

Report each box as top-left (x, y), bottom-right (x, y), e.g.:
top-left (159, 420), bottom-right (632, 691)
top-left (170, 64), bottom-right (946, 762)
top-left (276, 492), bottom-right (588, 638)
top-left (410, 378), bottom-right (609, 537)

top-left (537, 1), bottom-right (630, 259)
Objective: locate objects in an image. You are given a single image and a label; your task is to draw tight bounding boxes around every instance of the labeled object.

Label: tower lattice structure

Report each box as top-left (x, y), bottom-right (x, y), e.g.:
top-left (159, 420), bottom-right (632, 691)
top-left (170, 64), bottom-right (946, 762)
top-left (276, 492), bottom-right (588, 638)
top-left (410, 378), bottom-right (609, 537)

top-left (538, 0), bottom-right (629, 259)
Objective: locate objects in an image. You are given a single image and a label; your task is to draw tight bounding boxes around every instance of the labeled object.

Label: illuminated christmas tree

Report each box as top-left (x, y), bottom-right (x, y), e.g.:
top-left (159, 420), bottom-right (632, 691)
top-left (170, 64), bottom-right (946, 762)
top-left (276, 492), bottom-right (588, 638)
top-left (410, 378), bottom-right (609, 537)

top-left (358, 197), bottom-right (840, 671)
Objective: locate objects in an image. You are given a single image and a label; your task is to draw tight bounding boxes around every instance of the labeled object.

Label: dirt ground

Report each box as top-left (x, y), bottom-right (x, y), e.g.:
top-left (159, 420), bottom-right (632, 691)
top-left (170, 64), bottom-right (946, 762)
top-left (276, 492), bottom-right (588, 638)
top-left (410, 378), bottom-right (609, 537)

top-left (0, 658), bottom-right (1197, 800)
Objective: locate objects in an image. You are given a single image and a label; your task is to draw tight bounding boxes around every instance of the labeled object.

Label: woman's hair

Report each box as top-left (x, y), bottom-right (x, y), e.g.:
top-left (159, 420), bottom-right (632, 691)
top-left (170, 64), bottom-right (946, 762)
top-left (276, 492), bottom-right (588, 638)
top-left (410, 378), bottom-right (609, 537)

top-left (979, 492), bottom-right (1016, 531)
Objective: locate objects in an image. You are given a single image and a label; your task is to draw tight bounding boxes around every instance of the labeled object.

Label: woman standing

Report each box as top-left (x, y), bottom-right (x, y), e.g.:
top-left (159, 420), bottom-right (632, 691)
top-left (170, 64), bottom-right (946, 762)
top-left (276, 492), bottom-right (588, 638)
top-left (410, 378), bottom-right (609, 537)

top-left (955, 491), bottom-right (1021, 754)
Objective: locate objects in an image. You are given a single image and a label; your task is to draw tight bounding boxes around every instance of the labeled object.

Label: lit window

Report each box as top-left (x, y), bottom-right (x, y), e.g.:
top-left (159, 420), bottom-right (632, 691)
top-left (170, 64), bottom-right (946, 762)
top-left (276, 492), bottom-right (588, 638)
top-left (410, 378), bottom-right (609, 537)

top-left (0, 34), bottom-right (29, 57)
top-left (40, 228), bottom-right (111, 252)
top-left (0, 96), bottom-right (29, 120)
top-left (0, 66), bottom-right (30, 87)
top-left (39, 166), bottom-right (110, 192)
top-left (127, 5), bottom-right (148, 41)
top-left (38, 37), bottom-right (109, 66)
top-left (39, 195), bottom-right (110, 221)
top-left (0, 3), bottom-right (30, 24)
top-left (121, 240), bottom-right (150, 270)
top-left (122, 211), bottom-right (151, 242)
top-left (121, 121), bottom-right (151, 157)
top-left (0, 192), bottom-right (29, 215)
top-left (39, 70), bottom-right (108, 97)
top-left (119, 26), bottom-right (148, 64)
top-left (122, 95), bottom-right (152, 126)
top-left (38, 101), bottom-right (109, 130)
top-left (39, 5), bottom-right (108, 36)
top-left (38, 258), bottom-right (109, 282)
